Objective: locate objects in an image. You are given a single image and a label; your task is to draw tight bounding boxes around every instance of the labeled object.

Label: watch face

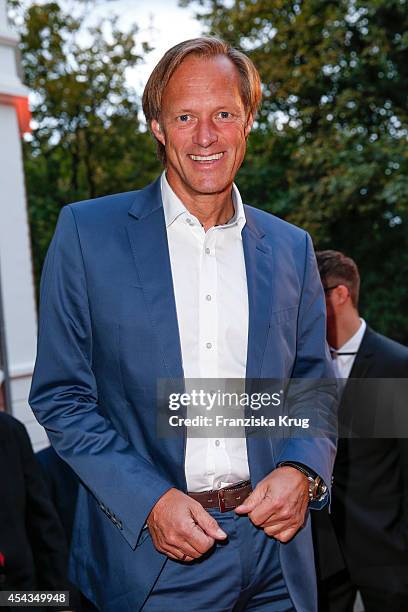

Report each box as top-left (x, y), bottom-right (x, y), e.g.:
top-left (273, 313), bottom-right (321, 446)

top-left (315, 480), bottom-right (328, 501)
top-left (308, 476), bottom-right (325, 501)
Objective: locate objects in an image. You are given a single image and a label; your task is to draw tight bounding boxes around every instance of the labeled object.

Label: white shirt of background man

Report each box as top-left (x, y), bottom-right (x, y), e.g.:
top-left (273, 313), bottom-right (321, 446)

top-left (331, 318), bottom-right (367, 379)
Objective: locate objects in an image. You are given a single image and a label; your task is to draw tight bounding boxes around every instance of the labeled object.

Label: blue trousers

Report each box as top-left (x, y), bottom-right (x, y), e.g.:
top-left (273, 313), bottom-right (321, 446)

top-left (141, 508), bottom-right (295, 611)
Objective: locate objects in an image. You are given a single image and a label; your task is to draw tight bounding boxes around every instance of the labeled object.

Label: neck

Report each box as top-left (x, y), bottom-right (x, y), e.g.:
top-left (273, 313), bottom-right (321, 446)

top-left (329, 310), bottom-right (362, 350)
top-left (165, 172), bottom-right (235, 232)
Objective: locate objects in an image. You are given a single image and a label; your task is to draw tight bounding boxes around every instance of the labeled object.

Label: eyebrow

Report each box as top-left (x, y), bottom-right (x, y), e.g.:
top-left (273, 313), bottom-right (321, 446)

top-left (171, 105), bottom-right (241, 115)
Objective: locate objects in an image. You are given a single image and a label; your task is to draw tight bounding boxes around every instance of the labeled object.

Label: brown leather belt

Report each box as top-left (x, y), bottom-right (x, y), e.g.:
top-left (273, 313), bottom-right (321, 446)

top-left (188, 480), bottom-right (252, 512)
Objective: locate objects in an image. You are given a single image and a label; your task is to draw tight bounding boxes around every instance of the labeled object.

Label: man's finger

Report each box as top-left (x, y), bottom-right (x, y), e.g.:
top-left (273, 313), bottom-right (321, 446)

top-left (175, 546), bottom-right (197, 562)
top-left (156, 526), bottom-right (206, 558)
top-left (265, 525), bottom-right (298, 542)
top-left (262, 520), bottom-right (292, 535)
top-left (165, 550), bottom-right (193, 562)
top-left (255, 505), bottom-right (296, 527)
top-left (187, 522), bottom-right (217, 554)
top-left (235, 487), bottom-right (265, 514)
top-left (247, 500), bottom-right (284, 526)
top-left (177, 540), bottom-right (203, 559)
top-left (237, 492), bottom-right (282, 526)
top-left (160, 543), bottom-right (196, 562)
top-left (191, 505), bottom-right (227, 540)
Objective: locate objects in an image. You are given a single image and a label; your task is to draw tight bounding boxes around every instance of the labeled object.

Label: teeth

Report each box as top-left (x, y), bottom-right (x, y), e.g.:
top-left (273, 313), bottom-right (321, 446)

top-left (190, 153), bottom-right (224, 161)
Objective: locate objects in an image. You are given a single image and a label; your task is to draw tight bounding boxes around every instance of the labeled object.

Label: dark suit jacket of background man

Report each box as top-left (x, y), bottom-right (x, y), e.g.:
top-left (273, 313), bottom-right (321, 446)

top-left (313, 326), bottom-right (408, 593)
top-left (36, 445), bottom-right (79, 545)
top-left (0, 412), bottom-right (72, 610)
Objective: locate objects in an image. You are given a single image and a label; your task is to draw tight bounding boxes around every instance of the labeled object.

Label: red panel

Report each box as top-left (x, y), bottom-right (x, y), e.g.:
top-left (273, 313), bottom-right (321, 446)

top-left (0, 93), bottom-right (31, 135)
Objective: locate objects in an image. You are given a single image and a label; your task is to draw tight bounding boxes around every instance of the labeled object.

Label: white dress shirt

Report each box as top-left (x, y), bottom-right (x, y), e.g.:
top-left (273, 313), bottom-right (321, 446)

top-left (161, 172), bottom-right (250, 492)
top-left (331, 318), bottom-right (366, 379)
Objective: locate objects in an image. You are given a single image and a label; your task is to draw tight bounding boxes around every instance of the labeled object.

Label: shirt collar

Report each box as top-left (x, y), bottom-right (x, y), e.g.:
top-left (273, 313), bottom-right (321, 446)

top-left (160, 171), bottom-right (246, 231)
top-left (336, 318), bottom-right (367, 354)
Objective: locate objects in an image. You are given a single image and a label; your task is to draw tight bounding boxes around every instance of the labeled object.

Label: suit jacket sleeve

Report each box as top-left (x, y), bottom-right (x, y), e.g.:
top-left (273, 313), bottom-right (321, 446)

top-left (275, 233), bottom-right (337, 507)
top-left (29, 206), bottom-right (174, 549)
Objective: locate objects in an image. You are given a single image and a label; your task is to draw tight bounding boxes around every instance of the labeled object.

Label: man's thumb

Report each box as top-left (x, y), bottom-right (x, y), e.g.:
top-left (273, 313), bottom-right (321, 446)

top-left (194, 507), bottom-right (227, 540)
top-left (235, 489), bottom-right (262, 514)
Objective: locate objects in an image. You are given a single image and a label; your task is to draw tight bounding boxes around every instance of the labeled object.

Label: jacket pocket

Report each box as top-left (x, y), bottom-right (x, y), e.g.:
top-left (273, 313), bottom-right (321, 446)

top-left (270, 305), bottom-right (299, 326)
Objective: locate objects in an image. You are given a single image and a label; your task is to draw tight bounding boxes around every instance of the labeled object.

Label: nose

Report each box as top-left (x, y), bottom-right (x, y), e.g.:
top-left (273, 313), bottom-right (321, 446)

top-left (192, 117), bottom-right (218, 148)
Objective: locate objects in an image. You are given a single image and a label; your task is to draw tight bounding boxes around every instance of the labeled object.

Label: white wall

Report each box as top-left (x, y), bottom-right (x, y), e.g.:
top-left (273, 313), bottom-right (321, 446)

top-left (0, 104), bottom-right (47, 450)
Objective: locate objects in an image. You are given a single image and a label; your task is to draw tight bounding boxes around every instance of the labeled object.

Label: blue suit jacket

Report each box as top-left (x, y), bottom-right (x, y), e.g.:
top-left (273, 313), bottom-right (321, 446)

top-left (29, 178), bottom-right (336, 612)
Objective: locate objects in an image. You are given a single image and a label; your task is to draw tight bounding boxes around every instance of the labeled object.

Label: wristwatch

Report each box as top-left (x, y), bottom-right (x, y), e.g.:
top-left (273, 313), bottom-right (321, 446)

top-left (278, 461), bottom-right (328, 502)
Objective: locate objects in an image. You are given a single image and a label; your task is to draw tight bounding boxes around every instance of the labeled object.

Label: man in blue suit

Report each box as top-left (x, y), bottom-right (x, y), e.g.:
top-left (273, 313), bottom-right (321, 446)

top-left (30, 37), bottom-right (336, 611)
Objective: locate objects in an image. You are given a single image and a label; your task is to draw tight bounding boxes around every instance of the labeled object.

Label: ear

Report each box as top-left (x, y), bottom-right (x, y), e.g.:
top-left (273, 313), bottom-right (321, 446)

top-left (335, 284), bottom-right (350, 305)
top-left (151, 119), bottom-right (166, 146)
top-left (244, 113), bottom-right (254, 138)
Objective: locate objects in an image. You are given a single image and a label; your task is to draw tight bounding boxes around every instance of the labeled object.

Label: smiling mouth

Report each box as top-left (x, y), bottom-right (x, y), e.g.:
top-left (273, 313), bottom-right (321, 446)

top-left (189, 152), bottom-right (224, 162)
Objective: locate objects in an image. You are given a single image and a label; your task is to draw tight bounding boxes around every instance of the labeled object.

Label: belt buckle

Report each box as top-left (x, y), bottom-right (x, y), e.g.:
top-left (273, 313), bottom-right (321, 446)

top-left (217, 489), bottom-right (227, 512)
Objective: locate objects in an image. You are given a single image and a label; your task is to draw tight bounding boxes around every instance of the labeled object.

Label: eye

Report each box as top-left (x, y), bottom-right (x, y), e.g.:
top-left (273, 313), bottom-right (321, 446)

top-left (218, 111), bottom-right (232, 119)
top-left (178, 114), bottom-right (191, 122)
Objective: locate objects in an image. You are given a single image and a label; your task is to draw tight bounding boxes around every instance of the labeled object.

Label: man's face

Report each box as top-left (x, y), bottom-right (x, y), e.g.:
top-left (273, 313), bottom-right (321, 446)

top-left (151, 54), bottom-right (253, 201)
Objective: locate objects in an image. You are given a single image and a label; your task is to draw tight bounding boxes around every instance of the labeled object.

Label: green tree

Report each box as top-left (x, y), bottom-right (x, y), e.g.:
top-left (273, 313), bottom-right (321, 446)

top-left (14, 1), bottom-right (160, 289)
top-left (181, 0), bottom-right (408, 341)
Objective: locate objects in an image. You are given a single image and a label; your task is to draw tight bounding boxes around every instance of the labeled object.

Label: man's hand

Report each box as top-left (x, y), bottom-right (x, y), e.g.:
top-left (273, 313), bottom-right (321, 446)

top-left (147, 488), bottom-right (227, 562)
top-left (235, 467), bottom-right (309, 542)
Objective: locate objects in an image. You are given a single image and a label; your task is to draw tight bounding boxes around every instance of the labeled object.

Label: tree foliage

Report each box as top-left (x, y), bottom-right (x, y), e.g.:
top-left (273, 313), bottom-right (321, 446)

top-left (182, 0), bottom-right (408, 341)
top-left (15, 1), bottom-right (160, 288)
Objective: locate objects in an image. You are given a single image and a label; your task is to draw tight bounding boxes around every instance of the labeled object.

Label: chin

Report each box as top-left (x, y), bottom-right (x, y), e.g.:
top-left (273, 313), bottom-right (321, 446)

top-left (188, 176), bottom-right (233, 195)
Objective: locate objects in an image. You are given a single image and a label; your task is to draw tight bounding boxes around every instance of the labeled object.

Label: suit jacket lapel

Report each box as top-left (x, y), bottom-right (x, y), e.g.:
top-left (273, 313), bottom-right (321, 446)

top-left (339, 327), bottom-right (375, 434)
top-left (242, 207), bottom-right (274, 380)
top-left (126, 179), bottom-right (184, 381)
top-left (241, 208), bottom-right (276, 485)
top-left (348, 327), bottom-right (375, 379)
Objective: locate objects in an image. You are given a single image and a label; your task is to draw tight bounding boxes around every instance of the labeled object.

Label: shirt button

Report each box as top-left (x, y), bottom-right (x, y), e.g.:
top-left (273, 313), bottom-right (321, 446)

top-left (206, 294), bottom-right (212, 301)
top-left (205, 247), bottom-right (211, 254)
top-left (215, 440), bottom-right (220, 447)
top-left (206, 342), bottom-right (212, 349)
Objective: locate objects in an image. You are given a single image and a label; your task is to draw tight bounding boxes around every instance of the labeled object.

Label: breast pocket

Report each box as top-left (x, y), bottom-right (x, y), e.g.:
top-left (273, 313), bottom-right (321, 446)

top-left (262, 305), bottom-right (299, 377)
top-left (270, 305), bottom-right (299, 326)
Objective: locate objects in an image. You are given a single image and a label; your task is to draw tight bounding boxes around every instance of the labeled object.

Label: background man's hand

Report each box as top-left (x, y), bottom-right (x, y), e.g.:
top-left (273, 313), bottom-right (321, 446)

top-left (235, 467), bottom-right (309, 542)
top-left (147, 488), bottom-right (227, 562)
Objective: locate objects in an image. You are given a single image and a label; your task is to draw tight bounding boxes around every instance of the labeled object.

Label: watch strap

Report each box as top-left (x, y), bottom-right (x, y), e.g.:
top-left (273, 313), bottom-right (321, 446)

top-left (278, 461), bottom-right (327, 502)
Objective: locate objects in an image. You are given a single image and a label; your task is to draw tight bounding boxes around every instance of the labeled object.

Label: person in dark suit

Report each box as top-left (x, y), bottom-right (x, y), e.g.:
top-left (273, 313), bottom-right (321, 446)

top-left (0, 412), bottom-right (75, 611)
top-left (36, 445), bottom-right (96, 612)
top-left (29, 37), bottom-right (336, 611)
top-left (36, 445), bottom-right (79, 544)
top-left (312, 250), bottom-right (408, 612)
